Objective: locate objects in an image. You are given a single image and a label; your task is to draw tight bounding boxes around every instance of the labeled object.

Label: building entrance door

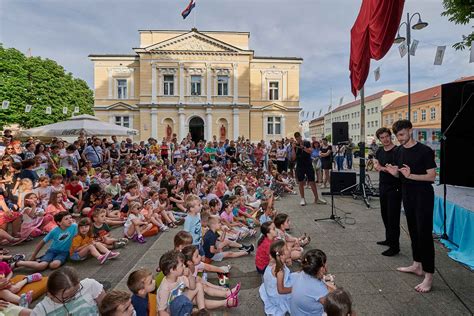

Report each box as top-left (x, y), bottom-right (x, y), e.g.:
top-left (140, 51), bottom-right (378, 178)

top-left (189, 117), bottom-right (204, 143)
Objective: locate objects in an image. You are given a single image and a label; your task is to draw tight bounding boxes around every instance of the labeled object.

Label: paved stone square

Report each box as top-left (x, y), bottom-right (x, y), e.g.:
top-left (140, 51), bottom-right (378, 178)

top-left (10, 172), bottom-right (474, 315)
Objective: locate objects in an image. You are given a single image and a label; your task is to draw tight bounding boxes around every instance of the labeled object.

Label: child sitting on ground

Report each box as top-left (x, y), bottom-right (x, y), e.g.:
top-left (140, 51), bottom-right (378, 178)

top-left (255, 221), bottom-right (277, 274)
top-left (155, 189), bottom-right (180, 228)
top-left (181, 245), bottom-right (240, 299)
top-left (141, 199), bottom-right (169, 232)
top-left (0, 261), bottom-right (42, 306)
top-left (92, 208), bottom-right (128, 249)
top-left (124, 202), bottom-right (152, 243)
top-left (203, 216), bottom-right (253, 264)
top-left (156, 250), bottom-right (238, 316)
top-left (324, 288), bottom-right (354, 316)
top-left (32, 266), bottom-right (105, 315)
top-left (121, 182), bottom-right (142, 214)
top-left (274, 213), bottom-right (310, 262)
top-left (99, 290), bottom-right (135, 316)
top-left (220, 200), bottom-right (254, 240)
top-left (259, 240), bottom-right (293, 316)
top-left (127, 269), bottom-right (155, 316)
top-left (290, 249), bottom-right (336, 316)
top-left (20, 192), bottom-right (46, 240)
top-left (13, 212), bottom-right (77, 271)
top-left (70, 217), bottom-right (119, 264)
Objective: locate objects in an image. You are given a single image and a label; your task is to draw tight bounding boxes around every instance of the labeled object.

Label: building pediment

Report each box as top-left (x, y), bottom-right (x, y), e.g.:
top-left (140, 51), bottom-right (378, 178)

top-left (259, 103), bottom-right (290, 112)
top-left (105, 102), bottom-right (138, 111)
top-left (139, 31), bottom-right (243, 54)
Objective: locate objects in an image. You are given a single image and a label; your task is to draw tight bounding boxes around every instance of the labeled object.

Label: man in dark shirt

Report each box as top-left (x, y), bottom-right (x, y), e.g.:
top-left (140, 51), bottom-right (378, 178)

top-left (291, 132), bottom-right (326, 206)
top-left (225, 141), bottom-right (237, 163)
top-left (374, 127), bottom-right (402, 257)
top-left (386, 120), bottom-right (437, 293)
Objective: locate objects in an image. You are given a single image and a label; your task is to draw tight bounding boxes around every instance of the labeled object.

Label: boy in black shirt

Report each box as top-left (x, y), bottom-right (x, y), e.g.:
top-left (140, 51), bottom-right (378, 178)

top-left (386, 120), bottom-right (437, 293)
top-left (374, 127), bottom-right (402, 257)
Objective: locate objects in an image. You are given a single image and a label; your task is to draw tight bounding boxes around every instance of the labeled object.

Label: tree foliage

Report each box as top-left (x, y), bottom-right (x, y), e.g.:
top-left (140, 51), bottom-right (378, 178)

top-left (441, 0), bottom-right (474, 50)
top-left (0, 44), bottom-right (94, 129)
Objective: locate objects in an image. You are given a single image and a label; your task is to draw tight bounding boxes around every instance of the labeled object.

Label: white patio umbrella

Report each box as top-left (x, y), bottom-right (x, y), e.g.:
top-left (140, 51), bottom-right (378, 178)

top-left (19, 114), bottom-right (138, 138)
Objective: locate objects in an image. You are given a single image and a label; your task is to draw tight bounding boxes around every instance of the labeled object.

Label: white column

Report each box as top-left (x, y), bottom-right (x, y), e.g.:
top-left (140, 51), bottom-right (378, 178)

top-left (206, 64), bottom-right (212, 104)
top-left (232, 107), bottom-right (239, 140)
top-left (261, 71), bottom-right (266, 100)
top-left (151, 64), bottom-right (157, 104)
top-left (129, 68), bottom-right (135, 98)
top-left (151, 108), bottom-right (158, 139)
top-left (282, 71), bottom-right (287, 101)
top-left (206, 107), bottom-right (213, 141)
top-left (179, 107), bottom-right (186, 140)
top-left (281, 115), bottom-right (286, 137)
top-left (108, 69), bottom-right (113, 99)
top-left (233, 63), bottom-right (239, 104)
top-left (179, 63), bottom-right (185, 103)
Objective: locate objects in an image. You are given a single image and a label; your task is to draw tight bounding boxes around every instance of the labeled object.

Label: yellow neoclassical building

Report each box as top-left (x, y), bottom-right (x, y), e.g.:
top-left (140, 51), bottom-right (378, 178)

top-left (89, 28), bottom-right (302, 142)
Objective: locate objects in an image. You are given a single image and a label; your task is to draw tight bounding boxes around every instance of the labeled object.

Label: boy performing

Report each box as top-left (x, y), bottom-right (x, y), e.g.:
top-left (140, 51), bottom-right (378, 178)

top-left (386, 120), bottom-right (437, 293)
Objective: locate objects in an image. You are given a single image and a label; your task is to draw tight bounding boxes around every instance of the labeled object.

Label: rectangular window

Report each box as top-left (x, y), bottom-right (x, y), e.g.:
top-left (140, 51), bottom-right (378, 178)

top-left (413, 111), bottom-right (418, 122)
top-left (163, 75), bottom-right (174, 96)
top-left (191, 75), bottom-right (201, 96)
top-left (375, 121), bottom-right (378, 127)
top-left (269, 81), bottom-right (279, 100)
top-left (375, 107), bottom-right (378, 113)
top-left (421, 109), bottom-right (426, 121)
top-left (430, 108), bottom-right (436, 120)
top-left (117, 79), bottom-right (127, 99)
top-left (267, 116), bottom-right (281, 135)
top-left (217, 75), bottom-right (229, 96)
top-left (115, 116), bottom-right (130, 128)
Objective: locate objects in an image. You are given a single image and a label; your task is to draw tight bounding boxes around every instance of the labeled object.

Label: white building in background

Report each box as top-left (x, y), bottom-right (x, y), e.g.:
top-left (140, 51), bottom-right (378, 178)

top-left (324, 90), bottom-right (405, 143)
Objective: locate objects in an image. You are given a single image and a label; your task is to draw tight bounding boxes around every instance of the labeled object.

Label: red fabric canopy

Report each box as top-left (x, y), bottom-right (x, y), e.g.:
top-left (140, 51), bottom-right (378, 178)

top-left (349, 0), bottom-right (405, 97)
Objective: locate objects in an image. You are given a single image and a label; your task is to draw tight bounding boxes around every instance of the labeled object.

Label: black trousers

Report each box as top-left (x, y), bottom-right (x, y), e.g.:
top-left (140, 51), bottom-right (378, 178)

top-left (379, 184), bottom-right (402, 249)
top-left (402, 184), bottom-right (435, 273)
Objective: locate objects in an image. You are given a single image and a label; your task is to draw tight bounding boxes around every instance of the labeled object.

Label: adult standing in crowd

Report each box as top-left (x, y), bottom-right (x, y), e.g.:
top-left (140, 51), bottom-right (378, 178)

top-left (319, 138), bottom-right (332, 189)
top-left (345, 138), bottom-right (355, 170)
top-left (334, 143), bottom-right (346, 171)
top-left (386, 120), bottom-right (437, 293)
top-left (311, 141), bottom-right (322, 184)
top-left (373, 127), bottom-right (402, 257)
top-left (82, 138), bottom-right (104, 167)
top-left (291, 132), bottom-right (326, 206)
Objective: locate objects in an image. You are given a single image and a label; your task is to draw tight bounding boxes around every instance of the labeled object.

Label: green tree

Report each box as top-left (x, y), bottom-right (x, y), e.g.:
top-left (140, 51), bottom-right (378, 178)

top-left (441, 0), bottom-right (474, 50)
top-left (0, 45), bottom-right (94, 129)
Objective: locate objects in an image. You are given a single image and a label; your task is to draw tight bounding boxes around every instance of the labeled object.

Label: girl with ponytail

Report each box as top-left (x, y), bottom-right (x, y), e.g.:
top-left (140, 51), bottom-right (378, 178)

top-left (258, 240), bottom-right (293, 316)
top-left (255, 221), bottom-right (277, 274)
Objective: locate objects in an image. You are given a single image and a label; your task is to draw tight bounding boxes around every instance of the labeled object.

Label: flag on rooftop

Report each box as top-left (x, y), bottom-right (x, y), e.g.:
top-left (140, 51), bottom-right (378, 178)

top-left (181, 0), bottom-right (196, 19)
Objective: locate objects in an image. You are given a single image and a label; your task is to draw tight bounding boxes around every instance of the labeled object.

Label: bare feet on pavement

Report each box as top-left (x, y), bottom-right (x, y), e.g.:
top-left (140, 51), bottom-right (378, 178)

top-left (415, 273), bottom-right (433, 293)
top-left (396, 262), bottom-right (424, 276)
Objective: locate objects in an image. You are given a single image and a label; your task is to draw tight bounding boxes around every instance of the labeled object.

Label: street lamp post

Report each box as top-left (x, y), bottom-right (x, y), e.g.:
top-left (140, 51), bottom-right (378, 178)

top-left (394, 12), bottom-right (428, 121)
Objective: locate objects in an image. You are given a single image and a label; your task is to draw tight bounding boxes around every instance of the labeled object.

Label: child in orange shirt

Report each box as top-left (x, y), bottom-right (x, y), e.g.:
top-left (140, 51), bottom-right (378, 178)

top-left (70, 218), bottom-right (119, 264)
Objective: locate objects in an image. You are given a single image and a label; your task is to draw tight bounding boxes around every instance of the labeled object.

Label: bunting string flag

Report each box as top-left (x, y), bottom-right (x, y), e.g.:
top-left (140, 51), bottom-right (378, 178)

top-left (2, 101), bottom-right (9, 110)
top-left (62, 107), bottom-right (68, 115)
top-left (318, 109), bottom-right (322, 117)
top-left (181, 0), bottom-right (196, 19)
top-left (25, 104), bottom-right (32, 113)
top-left (434, 46), bottom-right (446, 65)
top-left (470, 44), bottom-right (474, 63)
top-left (398, 41), bottom-right (408, 58)
top-left (339, 97), bottom-right (344, 106)
top-left (45, 106), bottom-right (52, 115)
top-left (74, 106), bottom-right (80, 113)
top-left (410, 39), bottom-right (419, 56)
top-left (374, 66), bottom-right (381, 81)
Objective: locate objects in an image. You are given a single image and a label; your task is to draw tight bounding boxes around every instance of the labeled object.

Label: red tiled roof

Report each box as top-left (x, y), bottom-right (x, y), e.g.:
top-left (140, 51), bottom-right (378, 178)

top-left (330, 90), bottom-right (394, 114)
top-left (383, 76), bottom-right (474, 111)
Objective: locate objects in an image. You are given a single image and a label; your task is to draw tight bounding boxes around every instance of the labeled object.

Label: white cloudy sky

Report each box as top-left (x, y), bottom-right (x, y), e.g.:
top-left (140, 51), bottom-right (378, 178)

top-left (1, 0), bottom-right (473, 117)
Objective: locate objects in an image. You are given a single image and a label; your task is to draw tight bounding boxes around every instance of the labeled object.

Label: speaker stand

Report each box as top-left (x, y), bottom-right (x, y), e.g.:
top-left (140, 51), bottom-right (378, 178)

top-left (314, 193), bottom-right (345, 229)
top-left (436, 92), bottom-right (472, 247)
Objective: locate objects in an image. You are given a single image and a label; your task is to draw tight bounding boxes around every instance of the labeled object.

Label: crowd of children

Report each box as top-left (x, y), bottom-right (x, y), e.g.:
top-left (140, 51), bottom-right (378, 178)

top-left (0, 133), bottom-right (353, 315)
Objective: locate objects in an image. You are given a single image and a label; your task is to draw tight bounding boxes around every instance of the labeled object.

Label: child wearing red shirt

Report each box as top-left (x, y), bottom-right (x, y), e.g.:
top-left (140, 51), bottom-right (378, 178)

top-left (255, 221), bottom-right (277, 274)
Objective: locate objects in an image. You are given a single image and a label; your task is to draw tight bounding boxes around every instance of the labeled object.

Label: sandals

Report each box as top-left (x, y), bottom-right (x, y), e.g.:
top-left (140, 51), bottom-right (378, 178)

top-left (0, 248), bottom-right (9, 255)
top-left (226, 291), bottom-right (239, 308)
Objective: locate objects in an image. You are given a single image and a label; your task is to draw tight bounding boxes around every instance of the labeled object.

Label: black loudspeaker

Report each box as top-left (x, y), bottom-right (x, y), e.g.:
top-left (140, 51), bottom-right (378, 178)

top-left (440, 80), bottom-right (474, 188)
top-left (330, 171), bottom-right (356, 194)
top-left (332, 122), bottom-right (349, 144)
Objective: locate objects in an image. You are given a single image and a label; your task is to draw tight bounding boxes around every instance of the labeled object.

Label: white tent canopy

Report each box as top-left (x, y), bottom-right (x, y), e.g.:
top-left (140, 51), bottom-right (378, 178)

top-left (19, 114), bottom-right (138, 138)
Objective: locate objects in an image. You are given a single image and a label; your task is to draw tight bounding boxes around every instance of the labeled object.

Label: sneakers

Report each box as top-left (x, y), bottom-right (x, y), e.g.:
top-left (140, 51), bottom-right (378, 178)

top-left (300, 198), bottom-right (306, 206)
top-left (316, 198), bottom-right (327, 205)
top-left (135, 235), bottom-right (146, 244)
top-left (160, 225), bottom-right (170, 232)
top-left (376, 240), bottom-right (390, 246)
top-left (25, 273), bottom-right (42, 284)
top-left (98, 251), bottom-right (111, 264)
top-left (240, 244), bottom-right (254, 254)
top-left (19, 291), bottom-right (32, 308)
top-left (114, 241), bottom-right (127, 248)
top-left (9, 254), bottom-right (25, 269)
top-left (108, 251), bottom-right (120, 259)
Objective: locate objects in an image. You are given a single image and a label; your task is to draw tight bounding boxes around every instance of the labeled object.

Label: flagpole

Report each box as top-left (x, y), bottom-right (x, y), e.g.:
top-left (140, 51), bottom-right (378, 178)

top-left (193, 0), bottom-right (197, 29)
